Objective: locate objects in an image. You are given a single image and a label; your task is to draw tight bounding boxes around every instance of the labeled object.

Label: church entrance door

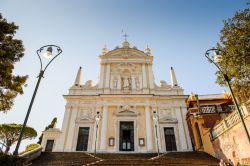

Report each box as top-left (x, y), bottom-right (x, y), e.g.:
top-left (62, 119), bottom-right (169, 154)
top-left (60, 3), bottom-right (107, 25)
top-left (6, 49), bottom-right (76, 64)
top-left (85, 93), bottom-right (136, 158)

top-left (119, 122), bottom-right (134, 151)
top-left (164, 127), bottom-right (177, 151)
top-left (76, 127), bottom-right (89, 151)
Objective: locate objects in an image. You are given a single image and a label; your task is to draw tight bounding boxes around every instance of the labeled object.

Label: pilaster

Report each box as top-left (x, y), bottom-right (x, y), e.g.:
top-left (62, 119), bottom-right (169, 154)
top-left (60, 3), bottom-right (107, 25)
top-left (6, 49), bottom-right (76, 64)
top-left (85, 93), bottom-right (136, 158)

top-left (55, 108), bottom-right (71, 151)
top-left (64, 109), bottom-right (78, 151)
top-left (131, 75), bottom-right (136, 90)
top-left (145, 105), bottom-right (153, 151)
top-left (105, 64), bottom-right (110, 89)
top-left (148, 63), bottom-right (154, 89)
top-left (175, 107), bottom-right (188, 150)
top-left (100, 106), bottom-right (108, 150)
top-left (98, 63), bottom-right (105, 89)
top-left (142, 64), bottom-right (147, 89)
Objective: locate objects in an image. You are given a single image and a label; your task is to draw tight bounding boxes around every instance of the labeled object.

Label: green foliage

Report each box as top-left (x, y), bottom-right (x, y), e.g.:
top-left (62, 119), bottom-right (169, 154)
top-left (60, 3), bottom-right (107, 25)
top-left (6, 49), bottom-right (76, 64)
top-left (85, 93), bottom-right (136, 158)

top-left (0, 153), bottom-right (23, 166)
top-left (0, 13), bottom-right (27, 113)
top-left (216, 5), bottom-right (250, 106)
top-left (37, 117), bottom-right (57, 144)
top-left (0, 124), bottom-right (37, 154)
top-left (19, 143), bottom-right (39, 155)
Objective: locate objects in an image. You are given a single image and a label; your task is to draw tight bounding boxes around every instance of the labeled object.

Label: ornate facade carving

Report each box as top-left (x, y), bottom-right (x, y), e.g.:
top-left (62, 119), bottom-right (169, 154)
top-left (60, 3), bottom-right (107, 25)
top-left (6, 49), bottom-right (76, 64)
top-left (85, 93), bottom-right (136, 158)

top-left (113, 105), bottom-right (139, 116)
top-left (41, 41), bottom-right (192, 153)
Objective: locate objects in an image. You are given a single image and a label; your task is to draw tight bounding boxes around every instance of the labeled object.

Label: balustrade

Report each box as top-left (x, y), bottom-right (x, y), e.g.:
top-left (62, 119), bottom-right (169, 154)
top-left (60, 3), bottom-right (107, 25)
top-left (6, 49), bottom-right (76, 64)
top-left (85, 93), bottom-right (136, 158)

top-left (210, 107), bottom-right (249, 140)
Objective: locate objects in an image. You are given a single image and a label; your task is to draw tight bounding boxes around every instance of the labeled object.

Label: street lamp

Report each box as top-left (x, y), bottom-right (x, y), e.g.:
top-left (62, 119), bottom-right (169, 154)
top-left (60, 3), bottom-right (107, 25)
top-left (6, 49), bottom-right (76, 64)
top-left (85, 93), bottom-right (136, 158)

top-left (205, 48), bottom-right (250, 143)
top-left (94, 111), bottom-right (101, 154)
top-left (13, 45), bottom-right (62, 155)
top-left (153, 111), bottom-right (160, 157)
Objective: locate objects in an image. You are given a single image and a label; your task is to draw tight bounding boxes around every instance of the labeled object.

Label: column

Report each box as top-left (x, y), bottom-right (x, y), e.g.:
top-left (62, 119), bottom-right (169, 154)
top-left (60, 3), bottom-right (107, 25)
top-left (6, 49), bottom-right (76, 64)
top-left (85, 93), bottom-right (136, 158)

top-left (145, 106), bottom-right (153, 150)
top-left (91, 121), bottom-right (97, 152)
top-left (180, 106), bottom-right (192, 150)
top-left (131, 75), bottom-right (136, 90)
top-left (98, 63), bottom-right (105, 88)
top-left (148, 63), bottom-right (154, 89)
top-left (55, 107), bottom-right (71, 151)
top-left (118, 75), bottom-right (121, 89)
top-left (142, 64), bottom-right (147, 88)
top-left (64, 109), bottom-right (78, 151)
top-left (105, 64), bottom-right (110, 88)
top-left (100, 106), bottom-right (108, 150)
top-left (175, 107), bottom-right (188, 150)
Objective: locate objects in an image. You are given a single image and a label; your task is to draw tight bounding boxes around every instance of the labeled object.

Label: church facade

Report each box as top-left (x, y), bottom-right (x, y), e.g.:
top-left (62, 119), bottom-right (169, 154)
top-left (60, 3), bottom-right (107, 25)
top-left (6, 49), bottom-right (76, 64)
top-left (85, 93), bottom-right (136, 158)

top-left (41, 40), bottom-right (192, 153)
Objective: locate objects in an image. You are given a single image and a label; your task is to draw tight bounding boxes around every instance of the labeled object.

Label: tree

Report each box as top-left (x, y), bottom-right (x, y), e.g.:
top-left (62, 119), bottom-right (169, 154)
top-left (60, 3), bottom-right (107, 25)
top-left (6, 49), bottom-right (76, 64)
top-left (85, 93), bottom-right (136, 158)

top-left (0, 124), bottom-right (37, 154)
top-left (37, 117), bottom-right (57, 144)
top-left (19, 143), bottom-right (39, 154)
top-left (0, 13), bottom-right (27, 113)
top-left (216, 5), bottom-right (250, 106)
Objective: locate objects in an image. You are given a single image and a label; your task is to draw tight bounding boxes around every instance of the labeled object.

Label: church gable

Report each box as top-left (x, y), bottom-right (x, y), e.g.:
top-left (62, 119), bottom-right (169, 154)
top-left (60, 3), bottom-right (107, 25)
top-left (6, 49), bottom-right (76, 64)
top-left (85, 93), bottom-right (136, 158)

top-left (102, 47), bottom-right (149, 57)
top-left (68, 40), bottom-right (184, 96)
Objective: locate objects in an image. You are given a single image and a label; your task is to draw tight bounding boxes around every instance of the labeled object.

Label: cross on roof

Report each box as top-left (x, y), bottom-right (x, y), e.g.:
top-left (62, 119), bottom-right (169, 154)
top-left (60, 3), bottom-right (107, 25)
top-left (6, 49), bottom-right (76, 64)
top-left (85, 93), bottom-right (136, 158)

top-left (122, 32), bottom-right (129, 41)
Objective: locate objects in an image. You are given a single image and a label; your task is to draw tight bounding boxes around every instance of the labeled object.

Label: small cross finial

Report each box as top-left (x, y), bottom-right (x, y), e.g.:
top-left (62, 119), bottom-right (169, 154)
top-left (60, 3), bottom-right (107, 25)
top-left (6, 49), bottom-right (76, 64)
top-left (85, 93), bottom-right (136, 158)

top-left (122, 30), bottom-right (129, 41)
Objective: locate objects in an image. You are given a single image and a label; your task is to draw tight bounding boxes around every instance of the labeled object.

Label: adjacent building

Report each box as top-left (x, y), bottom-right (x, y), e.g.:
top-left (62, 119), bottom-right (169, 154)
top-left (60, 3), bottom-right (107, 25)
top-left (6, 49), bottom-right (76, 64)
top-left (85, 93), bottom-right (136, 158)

top-left (186, 92), bottom-right (250, 165)
top-left (186, 92), bottom-right (233, 154)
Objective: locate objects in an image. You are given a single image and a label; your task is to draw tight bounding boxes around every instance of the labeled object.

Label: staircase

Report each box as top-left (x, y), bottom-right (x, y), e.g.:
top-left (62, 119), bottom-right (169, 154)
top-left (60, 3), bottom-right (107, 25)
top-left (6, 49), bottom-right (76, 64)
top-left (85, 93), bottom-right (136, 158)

top-left (31, 152), bottom-right (98, 166)
top-left (155, 152), bottom-right (219, 166)
top-left (93, 153), bottom-right (162, 166)
top-left (31, 152), bottom-right (219, 166)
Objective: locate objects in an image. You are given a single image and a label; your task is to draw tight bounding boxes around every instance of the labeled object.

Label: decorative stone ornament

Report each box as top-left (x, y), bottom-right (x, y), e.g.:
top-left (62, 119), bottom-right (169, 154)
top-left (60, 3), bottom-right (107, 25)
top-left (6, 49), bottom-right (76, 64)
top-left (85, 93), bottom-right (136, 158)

top-left (41, 40), bottom-right (192, 153)
top-left (145, 45), bottom-right (151, 55)
top-left (101, 45), bottom-right (108, 55)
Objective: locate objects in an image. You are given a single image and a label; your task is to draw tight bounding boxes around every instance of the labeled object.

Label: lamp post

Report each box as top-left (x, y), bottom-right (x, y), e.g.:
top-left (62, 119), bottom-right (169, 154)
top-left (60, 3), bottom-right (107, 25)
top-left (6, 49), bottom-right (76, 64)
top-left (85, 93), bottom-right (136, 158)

top-left (13, 45), bottom-right (62, 155)
top-left (153, 111), bottom-right (160, 157)
top-left (94, 111), bottom-right (101, 154)
top-left (205, 48), bottom-right (250, 143)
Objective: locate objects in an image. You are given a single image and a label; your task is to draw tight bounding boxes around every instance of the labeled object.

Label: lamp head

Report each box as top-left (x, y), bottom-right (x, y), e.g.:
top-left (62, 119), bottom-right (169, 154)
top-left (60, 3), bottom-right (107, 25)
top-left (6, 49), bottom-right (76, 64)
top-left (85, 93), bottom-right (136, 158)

top-left (153, 111), bottom-right (158, 121)
top-left (213, 50), bottom-right (223, 63)
top-left (95, 115), bottom-right (100, 122)
top-left (95, 111), bottom-right (100, 122)
top-left (43, 46), bottom-right (53, 59)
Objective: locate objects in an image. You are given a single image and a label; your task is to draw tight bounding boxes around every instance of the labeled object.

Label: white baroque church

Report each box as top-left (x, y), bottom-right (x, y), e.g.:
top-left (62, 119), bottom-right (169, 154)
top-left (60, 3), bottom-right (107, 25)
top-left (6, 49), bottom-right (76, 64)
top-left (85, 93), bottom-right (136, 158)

top-left (41, 40), bottom-right (192, 153)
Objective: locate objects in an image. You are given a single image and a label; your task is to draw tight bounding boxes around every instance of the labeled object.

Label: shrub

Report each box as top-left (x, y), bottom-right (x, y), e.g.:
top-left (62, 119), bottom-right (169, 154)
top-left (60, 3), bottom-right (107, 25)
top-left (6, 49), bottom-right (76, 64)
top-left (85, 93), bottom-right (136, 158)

top-left (0, 153), bottom-right (23, 166)
top-left (19, 143), bottom-right (39, 155)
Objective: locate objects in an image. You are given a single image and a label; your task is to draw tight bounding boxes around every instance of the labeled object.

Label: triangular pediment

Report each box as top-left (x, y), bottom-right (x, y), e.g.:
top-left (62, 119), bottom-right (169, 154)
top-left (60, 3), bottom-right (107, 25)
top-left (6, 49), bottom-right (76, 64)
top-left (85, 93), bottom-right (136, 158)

top-left (113, 105), bottom-right (139, 116)
top-left (101, 47), bottom-right (150, 57)
top-left (75, 116), bottom-right (94, 123)
top-left (159, 116), bottom-right (178, 123)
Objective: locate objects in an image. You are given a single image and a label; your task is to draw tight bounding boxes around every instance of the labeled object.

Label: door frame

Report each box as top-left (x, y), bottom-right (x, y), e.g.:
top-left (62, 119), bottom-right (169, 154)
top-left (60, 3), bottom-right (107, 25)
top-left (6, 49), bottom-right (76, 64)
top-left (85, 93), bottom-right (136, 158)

top-left (115, 118), bottom-right (138, 152)
top-left (163, 127), bottom-right (177, 151)
top-left (159, 124), bottom-right (179, 152)
top-left (73, 124), bottom-right (93, 152)
top-left (119, 121), bottom-right (134, 151)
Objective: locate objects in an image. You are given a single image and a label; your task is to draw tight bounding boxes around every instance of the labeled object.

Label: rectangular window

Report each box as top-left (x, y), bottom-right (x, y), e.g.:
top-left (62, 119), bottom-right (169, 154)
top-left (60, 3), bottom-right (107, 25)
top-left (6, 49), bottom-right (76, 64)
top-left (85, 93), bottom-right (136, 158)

top-left (45, 140), bottom-right (54, 152)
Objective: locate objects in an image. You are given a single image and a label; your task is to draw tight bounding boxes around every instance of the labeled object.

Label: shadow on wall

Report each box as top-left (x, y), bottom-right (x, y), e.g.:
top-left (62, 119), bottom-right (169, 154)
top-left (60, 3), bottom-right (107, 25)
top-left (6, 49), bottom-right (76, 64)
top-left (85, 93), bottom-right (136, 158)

top-left (212, 138), bottom-right (232, 164)
top-left (212, 119), bottom-right (250, 166)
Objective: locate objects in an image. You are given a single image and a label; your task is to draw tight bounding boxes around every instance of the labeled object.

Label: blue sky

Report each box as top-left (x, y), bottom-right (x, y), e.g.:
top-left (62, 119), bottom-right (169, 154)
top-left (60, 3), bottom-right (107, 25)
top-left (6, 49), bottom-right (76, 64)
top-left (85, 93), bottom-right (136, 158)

top-left (0, 0), bottom-right (248, 152)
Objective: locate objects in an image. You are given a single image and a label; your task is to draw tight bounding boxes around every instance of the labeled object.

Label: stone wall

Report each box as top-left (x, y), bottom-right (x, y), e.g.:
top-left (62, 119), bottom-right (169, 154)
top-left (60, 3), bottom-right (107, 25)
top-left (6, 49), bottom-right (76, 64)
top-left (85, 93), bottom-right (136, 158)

top-left (211, 116), bottom-right (250, 165)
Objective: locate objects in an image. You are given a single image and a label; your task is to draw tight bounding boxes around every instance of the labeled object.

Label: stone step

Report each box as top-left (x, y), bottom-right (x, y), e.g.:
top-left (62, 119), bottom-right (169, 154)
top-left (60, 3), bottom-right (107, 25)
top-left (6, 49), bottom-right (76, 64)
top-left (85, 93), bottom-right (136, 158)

top-left (31, 152), bottom-right (219, 166)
